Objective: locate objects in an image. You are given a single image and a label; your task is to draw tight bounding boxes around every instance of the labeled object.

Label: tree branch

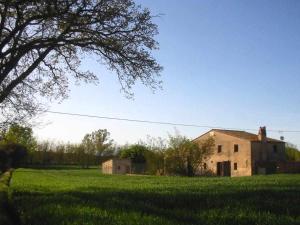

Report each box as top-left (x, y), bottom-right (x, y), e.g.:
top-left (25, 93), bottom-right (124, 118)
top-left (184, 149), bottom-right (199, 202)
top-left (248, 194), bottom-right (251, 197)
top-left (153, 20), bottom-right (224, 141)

top-left (0, 46), bottom-right (53, 103)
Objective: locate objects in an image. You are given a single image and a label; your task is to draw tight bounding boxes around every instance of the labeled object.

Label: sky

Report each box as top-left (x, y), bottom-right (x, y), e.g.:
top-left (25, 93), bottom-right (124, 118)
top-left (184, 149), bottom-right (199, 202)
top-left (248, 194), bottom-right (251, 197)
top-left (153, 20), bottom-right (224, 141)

top-left (35, 0), bottom-right (300, 147)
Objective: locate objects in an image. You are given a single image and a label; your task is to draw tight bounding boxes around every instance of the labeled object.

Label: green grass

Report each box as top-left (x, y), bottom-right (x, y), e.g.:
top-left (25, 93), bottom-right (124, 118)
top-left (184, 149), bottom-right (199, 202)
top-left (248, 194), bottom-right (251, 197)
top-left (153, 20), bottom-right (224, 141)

top-left (11, 169), bottom-right (300, 225)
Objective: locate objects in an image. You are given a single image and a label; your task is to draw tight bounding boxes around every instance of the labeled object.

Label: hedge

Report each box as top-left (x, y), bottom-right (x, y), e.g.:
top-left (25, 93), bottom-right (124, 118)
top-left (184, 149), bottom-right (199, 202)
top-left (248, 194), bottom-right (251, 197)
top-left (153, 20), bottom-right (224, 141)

top-left (0, 170), bottom-right (13, 225)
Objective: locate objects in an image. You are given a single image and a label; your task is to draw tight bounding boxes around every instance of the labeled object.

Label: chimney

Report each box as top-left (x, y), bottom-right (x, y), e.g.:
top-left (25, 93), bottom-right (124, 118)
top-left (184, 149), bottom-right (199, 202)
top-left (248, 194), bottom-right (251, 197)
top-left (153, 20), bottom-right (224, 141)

top-left (258, 126), bottom-right (267, 142)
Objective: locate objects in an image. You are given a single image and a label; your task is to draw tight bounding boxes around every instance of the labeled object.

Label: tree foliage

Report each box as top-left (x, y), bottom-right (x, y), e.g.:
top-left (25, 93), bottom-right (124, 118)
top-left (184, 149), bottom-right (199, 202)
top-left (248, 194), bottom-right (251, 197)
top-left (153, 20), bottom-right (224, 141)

top-left (1, 128), bottom-right (114, 168)
top-left (140, 136), bottom-right (167, 175)
top-left (120, 144), bottom-right (148, 164)
top-left (0, 124), bottom-right (36, 168)
top-left (285, 143), bottom-right (300, 162)
top-left (82, 129), bottom-right (114, 155)
top-left (1, 123), bottom-right (37, 153)
top-left (165, 133), bottom-right (215, 176)
top-left (0, 143), bottom-right (27, 172)
top-left (32, 141), bottom-right (89, 167)
top-left (0, 0), bottom-right (162, 125)
top-left (81, 129), bottom-right (114, 167)
top-left (119, 144), bottom-right (148, 174)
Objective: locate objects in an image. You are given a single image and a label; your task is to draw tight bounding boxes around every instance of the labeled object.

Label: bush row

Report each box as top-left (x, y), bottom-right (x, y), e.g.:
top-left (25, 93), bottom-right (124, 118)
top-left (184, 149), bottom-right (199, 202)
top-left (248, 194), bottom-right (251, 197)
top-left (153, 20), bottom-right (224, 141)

top-left (0, 170), bottom-right (13, 225)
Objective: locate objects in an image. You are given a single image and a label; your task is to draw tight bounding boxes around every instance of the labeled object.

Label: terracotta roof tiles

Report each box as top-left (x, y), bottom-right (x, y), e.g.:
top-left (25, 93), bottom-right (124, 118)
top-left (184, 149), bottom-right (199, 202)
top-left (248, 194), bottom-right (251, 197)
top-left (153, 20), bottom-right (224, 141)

top-left (212, 129), bottom-right (283, 143)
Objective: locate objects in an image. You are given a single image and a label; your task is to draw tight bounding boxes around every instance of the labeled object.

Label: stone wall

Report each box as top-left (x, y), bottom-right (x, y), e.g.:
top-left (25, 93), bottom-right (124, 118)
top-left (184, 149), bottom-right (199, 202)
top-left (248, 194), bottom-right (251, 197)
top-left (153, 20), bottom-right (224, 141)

top-left (194, 131), bottom-right (252, 177)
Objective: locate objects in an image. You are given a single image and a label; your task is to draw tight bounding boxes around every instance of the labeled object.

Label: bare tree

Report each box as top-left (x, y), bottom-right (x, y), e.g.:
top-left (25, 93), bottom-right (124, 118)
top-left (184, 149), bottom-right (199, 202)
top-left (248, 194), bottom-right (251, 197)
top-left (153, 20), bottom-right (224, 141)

top-left (0, 0), bottom-right (162, 125)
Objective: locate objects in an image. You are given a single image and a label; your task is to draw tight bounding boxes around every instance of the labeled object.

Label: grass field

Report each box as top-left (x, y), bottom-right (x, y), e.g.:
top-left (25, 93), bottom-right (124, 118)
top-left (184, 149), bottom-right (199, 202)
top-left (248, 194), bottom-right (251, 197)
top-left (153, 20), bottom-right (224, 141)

top-left (10, 169), bottom-right (300, 225)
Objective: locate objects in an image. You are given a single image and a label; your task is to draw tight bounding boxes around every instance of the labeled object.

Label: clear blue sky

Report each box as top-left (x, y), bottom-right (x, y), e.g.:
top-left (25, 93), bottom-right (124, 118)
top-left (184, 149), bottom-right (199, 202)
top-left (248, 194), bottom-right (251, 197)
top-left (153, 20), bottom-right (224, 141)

top-left (35, 0), bottom-right (300, 147)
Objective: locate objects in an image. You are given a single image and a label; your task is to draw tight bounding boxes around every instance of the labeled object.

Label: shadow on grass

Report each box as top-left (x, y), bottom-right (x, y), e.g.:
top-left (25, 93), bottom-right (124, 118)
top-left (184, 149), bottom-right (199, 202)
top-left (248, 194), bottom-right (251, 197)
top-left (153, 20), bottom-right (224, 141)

top-left (13, 186), bottom-right (300, 225)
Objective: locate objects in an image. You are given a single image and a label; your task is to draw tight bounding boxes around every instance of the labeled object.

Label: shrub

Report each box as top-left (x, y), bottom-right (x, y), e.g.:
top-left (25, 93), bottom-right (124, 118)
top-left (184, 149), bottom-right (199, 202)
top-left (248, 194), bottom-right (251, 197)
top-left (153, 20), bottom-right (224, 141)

top-left (0, 143), bottom-right (27, 172)
top-left (0, 170), bottom-right (13, 225)
top-left (286, 144), bottom-right (300, 161)
top-left (165, 134), bottom-right (215, 176)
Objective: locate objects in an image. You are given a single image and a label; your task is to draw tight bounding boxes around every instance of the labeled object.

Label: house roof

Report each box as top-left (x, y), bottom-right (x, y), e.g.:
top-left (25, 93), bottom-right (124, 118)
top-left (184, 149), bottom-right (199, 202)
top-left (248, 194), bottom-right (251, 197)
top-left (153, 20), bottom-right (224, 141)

top-left (194, 129), bottom-right (284, 143)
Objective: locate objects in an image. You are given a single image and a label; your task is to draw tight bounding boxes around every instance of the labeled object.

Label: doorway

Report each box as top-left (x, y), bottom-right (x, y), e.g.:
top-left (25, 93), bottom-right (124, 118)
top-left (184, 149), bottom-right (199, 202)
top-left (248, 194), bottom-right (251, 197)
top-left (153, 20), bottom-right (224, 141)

top-left (217, 161), bottom-right (231, 176)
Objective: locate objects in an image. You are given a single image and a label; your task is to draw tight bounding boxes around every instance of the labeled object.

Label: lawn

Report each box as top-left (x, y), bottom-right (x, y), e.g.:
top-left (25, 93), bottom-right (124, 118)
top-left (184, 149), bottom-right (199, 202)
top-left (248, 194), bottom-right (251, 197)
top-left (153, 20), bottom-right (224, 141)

top-left (10, 169), bottom-right (300, 225)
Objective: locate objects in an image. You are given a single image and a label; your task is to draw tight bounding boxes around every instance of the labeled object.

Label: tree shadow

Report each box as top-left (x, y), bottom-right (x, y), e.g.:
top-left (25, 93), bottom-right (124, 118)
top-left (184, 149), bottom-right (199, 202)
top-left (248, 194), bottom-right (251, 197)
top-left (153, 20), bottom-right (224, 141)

top-left (13, 185), bottom-right (300, 225)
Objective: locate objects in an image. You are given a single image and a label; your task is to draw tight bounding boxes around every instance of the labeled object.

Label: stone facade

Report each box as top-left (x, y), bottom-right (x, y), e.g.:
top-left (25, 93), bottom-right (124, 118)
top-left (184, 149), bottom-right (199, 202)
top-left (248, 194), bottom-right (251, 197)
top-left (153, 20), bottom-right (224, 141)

top-left (194, 127), bottom-right (285, 177)
top-left (102, 158), bottom-right (131, 174)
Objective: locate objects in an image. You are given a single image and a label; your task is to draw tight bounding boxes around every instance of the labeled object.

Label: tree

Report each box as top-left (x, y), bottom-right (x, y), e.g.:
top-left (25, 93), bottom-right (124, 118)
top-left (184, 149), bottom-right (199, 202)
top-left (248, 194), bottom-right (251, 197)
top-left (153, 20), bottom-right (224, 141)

top-left (165, 133), bottom-right (215, 176)
top-left (36, 140), bottom-right (55, 166)
top-left (120, 144), bottom-right (148, 173)
top-left (81, 134), bottom-right (94, 168)
top-left (2, 124), bottom-right (37, 152)
top-left (140, 136), bottom-right (167, 175)
top-left (0, 143), bottom-right (27, 172)
top-left (55, 143), bottom-right (66, 165)
top-left (91, 129), bottom-right (114, 157)
top-left (286, 143), bottom-right (300, 161)
top-left (1, 123), bottom-right (37, 164)
top-left (0, 0), bottom-right (162, 125)
top-left (81, 129), bottom-right (114, 167)
top-left (120, 144), bottom-right (147, 164)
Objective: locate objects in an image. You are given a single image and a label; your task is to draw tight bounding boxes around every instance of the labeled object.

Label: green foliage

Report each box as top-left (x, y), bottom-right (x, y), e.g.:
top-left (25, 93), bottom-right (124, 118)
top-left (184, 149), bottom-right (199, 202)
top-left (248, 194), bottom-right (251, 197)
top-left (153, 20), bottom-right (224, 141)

top-left (0, 124), bottom-right (36, 167)
top-left (0, 171), bottom-right (13, 225)
top-left (0, 143), bottom-right (27, 172)
top-left (143, 149), bottom-right (164, 175)
top-left (118, 134), bottom-right (215, 176)
top-left (23, 129), bottom-right (114, 167)
top-left (165, 135), bottom-right (190, 175)
top-left (81, 129), bottom-right (114, 167)
top-left (165, 133), bottom-right (215, 176)
top-left (11, 169), bottom-right (300, 225)
top-left (119, 144), bottom-right (149, 173)
top-left (120, 144), bottom-right (148, 163)
top-left (1, 124), bottom-right (37, 153)
top-left (31, 141), bottom-right (91, 167)
top-left (142, 136), bottom-right (167, 175)
top-left (285, 143), bottom-right (300, 161)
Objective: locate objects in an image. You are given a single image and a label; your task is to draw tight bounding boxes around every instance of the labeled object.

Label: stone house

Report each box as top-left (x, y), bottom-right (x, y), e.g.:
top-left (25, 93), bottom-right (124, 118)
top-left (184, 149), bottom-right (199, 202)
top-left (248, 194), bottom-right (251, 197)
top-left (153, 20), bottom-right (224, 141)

top-left (101, 158), bottom-right (131, 175)
top-left (193, 127), bottom-right (285, 177)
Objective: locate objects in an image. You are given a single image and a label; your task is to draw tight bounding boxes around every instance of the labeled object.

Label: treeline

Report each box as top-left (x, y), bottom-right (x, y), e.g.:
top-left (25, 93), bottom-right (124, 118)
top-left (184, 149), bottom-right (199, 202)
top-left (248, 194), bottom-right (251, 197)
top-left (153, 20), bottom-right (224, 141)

top-left (0, 124), bottom-right (216, 176)
top-left (0, 124), bottom-right (116, 169)
top-left (27, 142), bottom-right (101, 167)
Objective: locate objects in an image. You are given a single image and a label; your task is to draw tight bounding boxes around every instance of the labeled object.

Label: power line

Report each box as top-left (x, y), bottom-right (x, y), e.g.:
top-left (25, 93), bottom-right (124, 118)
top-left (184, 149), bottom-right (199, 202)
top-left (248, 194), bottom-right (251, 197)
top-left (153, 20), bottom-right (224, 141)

top-left (43, 110), bottom-right (300, 133)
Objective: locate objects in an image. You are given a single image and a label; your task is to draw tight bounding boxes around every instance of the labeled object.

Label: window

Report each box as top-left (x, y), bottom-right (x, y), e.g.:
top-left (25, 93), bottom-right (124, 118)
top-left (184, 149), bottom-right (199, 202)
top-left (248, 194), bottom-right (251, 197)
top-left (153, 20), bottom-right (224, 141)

top-left (117, 166), bottom-right (121, 170)
top-left (218, 145), bottom-right (222, 153)
top-left (234, 163), bottom-right (237, 170)
top-left (203, 163), bottom-right (207, 170)
top-left (273, 145), bottom-right (277, 153)
top-left (234, 144), bottom-right (239, 152)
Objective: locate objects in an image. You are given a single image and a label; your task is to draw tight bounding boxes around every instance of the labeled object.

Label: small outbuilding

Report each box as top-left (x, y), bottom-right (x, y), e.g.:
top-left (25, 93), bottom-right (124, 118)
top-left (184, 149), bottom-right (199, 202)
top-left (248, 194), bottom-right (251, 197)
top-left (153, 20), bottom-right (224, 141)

top-left (101, 158), bottom-right (131, 174)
